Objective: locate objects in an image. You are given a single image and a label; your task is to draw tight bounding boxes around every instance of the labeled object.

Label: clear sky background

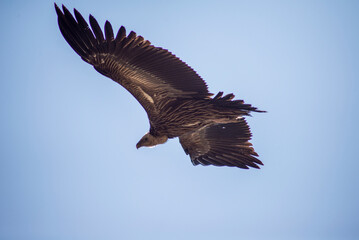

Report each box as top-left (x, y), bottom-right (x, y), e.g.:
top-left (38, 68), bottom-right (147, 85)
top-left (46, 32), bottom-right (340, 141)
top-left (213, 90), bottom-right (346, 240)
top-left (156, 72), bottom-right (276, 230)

top-left (1, 0), bottom-right (358, 239)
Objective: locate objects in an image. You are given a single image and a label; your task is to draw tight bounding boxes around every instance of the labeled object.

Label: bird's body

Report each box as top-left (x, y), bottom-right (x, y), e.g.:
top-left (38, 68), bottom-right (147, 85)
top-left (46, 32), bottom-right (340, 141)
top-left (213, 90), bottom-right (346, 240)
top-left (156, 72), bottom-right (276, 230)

top-left (55, 4), bottom-right (264, 169)
top-left (148, 96), bottom-right (256, 138)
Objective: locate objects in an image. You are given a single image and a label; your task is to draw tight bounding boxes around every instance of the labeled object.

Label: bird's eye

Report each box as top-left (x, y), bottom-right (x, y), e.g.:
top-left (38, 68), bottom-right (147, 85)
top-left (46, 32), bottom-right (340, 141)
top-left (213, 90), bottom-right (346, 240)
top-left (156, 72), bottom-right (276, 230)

top-left (144, 137), bottom-right (148, 141)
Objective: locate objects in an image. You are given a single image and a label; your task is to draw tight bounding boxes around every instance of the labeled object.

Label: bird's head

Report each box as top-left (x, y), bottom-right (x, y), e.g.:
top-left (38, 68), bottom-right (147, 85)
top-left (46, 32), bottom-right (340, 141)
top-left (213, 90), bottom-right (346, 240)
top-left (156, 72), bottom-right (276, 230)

top-left (136, 132), bottom-right (168, 149)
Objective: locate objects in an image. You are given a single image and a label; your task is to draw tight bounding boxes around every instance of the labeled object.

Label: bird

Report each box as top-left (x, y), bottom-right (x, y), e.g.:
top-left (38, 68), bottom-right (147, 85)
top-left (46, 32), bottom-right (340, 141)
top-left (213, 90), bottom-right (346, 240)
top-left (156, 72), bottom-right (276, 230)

top-left (55, 4), bottom-right (265, 169)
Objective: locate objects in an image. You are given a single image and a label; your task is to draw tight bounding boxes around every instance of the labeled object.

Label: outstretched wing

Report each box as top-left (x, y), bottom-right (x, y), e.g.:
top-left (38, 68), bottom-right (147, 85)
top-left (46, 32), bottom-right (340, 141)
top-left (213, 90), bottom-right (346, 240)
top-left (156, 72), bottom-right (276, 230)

top-left (179, 119), bottom-right (263, 169)
top-left (55, 4), bottom-right (211, 115)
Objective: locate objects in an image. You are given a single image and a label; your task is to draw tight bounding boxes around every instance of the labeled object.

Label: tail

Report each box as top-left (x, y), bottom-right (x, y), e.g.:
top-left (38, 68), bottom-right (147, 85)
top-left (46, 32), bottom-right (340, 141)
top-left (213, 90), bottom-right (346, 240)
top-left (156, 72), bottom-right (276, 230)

top-left (211, 92), bottom-right (266, 116)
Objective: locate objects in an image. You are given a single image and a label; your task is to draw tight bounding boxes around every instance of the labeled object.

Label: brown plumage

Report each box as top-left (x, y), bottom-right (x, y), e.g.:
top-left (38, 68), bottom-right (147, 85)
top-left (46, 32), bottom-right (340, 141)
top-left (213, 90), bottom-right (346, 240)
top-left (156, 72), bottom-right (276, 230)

top-left (55, 4), bottom-right (265, 169)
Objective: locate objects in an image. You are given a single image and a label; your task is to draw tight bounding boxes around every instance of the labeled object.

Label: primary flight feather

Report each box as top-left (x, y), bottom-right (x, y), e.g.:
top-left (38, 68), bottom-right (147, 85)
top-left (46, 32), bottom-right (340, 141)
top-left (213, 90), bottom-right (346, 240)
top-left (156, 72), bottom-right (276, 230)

top-left (55, 4), bottom-right (264, 169)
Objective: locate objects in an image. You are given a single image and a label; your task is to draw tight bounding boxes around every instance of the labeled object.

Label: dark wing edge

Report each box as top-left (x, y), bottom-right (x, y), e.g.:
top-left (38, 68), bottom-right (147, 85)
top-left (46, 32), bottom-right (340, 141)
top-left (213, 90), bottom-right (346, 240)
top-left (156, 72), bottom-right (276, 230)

top-left (179, 119), bottom-right (263, 169)
top-left (55, 4), bottom-right (211, 113)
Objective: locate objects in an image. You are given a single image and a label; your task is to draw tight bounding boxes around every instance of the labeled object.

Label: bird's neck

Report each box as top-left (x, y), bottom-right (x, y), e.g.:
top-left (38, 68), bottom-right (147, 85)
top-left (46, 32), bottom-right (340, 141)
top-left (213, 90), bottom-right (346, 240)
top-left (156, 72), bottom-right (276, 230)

top-left (154, 135), bottom-right (168, 145)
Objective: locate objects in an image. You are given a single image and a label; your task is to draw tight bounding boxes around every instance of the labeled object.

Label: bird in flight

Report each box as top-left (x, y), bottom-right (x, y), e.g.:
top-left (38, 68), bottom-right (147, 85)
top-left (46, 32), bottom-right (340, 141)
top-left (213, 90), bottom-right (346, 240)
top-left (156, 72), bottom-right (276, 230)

top-left (55, 4), bottom-right (265, 169)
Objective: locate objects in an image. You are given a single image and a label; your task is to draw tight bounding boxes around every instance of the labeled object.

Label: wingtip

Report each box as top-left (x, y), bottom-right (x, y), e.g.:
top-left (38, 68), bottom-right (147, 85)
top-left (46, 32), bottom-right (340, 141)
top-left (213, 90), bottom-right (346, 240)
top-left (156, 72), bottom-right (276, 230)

top-left (256, 109), bottom-right (267, 113)
top-left (73, 8), bottom-right (81, 18)
top-left (61, 4), bottom-right (71, 16)
top-left (89, 14), bottom-right (95, 22)
top-left (256, 159), bottom-right (264, 166)
top-left (119, 26), bottom-right (127, 35)
top-left (54, 3), bottom-right (63, 16)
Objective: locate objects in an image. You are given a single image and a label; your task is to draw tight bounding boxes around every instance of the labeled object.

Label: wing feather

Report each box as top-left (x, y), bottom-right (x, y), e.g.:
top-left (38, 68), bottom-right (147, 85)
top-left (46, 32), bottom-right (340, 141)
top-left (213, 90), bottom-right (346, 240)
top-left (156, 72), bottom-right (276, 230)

top-left (73, 9), bottom-right (97, 48)
top-left (55, 4), bottom-right (211, 115)
top-left (179, 120), bottom-right (263, 169)
top-left (115, 26), bottom-right (127, 45)
top-left (89, 15), bottom-right (105, 45)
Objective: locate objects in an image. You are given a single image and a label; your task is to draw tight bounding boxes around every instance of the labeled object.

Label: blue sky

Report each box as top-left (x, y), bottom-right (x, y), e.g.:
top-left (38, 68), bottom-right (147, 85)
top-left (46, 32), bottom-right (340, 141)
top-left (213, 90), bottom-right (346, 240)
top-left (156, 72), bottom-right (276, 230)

top-left (1, 0), bottom-right (359, 239)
